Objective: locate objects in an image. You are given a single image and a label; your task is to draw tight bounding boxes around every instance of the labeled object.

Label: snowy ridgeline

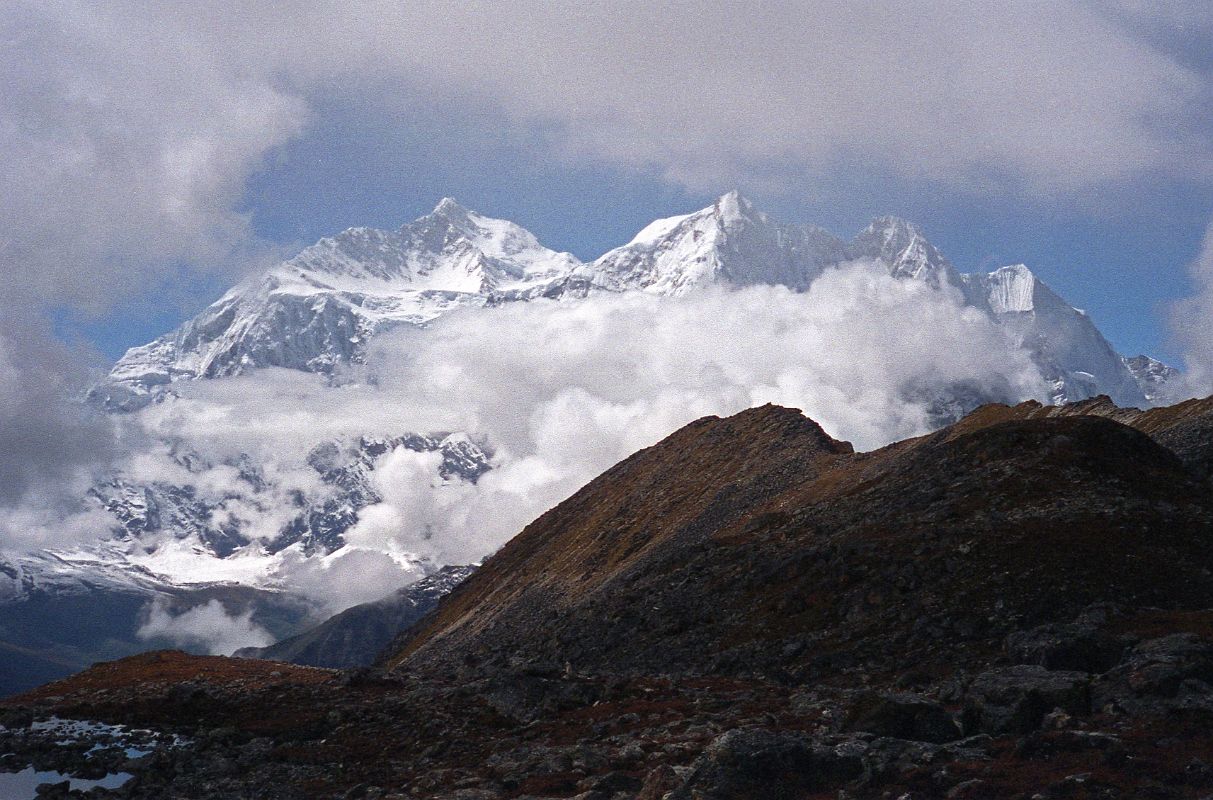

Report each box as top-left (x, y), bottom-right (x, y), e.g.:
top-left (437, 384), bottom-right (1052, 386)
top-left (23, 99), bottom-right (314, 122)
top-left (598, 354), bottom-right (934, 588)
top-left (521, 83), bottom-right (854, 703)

top-left (96, 192), bottom-right (1170, 412)
top-left (0, 192), bottom-right (1185, 695)
top-left (56, 191), bottom-right (1176, 596)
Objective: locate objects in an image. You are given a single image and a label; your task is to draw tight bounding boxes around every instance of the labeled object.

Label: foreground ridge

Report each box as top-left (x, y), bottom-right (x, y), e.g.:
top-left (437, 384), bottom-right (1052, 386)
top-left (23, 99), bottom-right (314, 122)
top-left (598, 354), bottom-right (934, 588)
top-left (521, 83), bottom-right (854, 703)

top-left (5, 395), bottom-right (1213, 799)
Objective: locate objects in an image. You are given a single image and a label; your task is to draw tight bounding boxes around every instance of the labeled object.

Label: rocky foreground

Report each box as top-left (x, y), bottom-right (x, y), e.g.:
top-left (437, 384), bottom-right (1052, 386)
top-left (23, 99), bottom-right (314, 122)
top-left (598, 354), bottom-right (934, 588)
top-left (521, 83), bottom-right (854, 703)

top-left (5, 396), bottom-right (1213, 799)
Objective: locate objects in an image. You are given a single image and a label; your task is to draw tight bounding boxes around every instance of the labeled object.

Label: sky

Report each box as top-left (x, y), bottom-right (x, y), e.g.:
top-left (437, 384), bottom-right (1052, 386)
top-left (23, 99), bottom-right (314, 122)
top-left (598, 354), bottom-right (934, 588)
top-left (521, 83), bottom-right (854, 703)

top-left (2, 0), bottom-right (1211, 370)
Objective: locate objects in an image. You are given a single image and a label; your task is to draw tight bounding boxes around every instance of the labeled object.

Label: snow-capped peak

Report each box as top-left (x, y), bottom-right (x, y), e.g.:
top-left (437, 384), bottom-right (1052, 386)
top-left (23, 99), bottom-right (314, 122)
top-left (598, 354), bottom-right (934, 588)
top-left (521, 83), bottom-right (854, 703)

top-left (98, 202), bottom-right (584, 406)
top-left (595, 192), bottom-right (845, 294)
top-left (623, 191), bottom-right (758, 249)
top-left (982, 264), bottom-right (1038, 314)
top-left (277, 199), bottom-right (579, 292)
top-left (431, 196), bottom-right (469, 217)
top-left (861, 215), bottom-right (922, 247)
top-left (958, 264), bottom-right (1146, 407)
top-left (848, 216), bottom-right (957, 286)
top-left (97, 194), bottom-right (1165, 415)
top-left (1123, 354), bottom-right (1180, 405)
top-left (714, 189), bottom-right (755, 224)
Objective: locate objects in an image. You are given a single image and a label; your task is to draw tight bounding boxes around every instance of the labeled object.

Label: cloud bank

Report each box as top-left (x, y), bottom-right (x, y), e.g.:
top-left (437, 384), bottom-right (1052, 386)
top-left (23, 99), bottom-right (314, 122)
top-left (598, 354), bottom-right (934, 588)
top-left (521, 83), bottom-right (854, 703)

top-left (4, 1), bottom-right (1211, 312)
top-left (0, 308), bottom-right (115, 524)
top-left (114, 264), bottom-right (1045, 611)
top-left (137, 598), bottom-right (274, 655)
top-left (1172, 220), bottom-right (1213, 395)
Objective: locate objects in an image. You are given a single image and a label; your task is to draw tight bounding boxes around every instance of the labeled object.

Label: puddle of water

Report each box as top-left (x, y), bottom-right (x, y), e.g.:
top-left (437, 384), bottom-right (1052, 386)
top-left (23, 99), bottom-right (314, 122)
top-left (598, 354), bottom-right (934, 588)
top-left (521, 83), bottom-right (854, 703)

top-left (25, 716), bottom-right (185, 751)
top-left (0, 766), bottom-right (132, 798)
top-left (31, 717), bottom-right (126, 739)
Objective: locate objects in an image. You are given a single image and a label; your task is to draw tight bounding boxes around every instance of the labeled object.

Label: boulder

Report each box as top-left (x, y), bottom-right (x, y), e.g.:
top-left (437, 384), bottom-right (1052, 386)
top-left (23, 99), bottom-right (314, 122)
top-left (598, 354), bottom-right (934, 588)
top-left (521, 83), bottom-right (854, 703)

top-left (668, 728), bottom-right (862, 799)
top-left (1093, 633), bottom-right (1213, 714)
top-left (963, 665), bottom-right (1090, 735)
top-left (843, 691), bottom-right (962, 743)
top-left (1005, 622), bottom-right (1124, 673)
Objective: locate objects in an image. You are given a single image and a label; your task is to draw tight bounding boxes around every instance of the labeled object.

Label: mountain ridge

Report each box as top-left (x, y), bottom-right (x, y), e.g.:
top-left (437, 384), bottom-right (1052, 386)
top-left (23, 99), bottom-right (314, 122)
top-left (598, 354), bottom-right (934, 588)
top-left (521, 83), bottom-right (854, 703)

top-left (384, 396), bottom-right (1213, 679)
top-left (95, 193), bottom-right (1164, 411)
top-left (9, 393), bottom-right (1213, 798)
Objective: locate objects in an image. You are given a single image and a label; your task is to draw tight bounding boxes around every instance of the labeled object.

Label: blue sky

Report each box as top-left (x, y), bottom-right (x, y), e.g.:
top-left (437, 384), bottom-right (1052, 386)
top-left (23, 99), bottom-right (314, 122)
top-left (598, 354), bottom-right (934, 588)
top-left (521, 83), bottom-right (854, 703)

top-left (70, 100), bottom-right (1211, 365)
top-left (9, 2), bottom-right (1213, 370)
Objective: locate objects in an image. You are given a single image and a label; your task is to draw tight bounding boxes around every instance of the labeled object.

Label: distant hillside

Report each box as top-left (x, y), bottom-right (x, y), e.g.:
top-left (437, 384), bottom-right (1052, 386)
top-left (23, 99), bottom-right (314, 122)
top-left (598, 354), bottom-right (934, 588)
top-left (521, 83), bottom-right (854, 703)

top-left (235, 566), bottom-right (474, 669)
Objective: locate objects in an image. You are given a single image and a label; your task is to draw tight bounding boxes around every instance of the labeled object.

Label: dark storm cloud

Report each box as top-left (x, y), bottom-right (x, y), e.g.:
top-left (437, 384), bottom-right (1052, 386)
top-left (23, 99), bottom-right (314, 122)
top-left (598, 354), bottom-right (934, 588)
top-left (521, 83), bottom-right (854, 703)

top-left (0, 308), bottom-right (113, 506)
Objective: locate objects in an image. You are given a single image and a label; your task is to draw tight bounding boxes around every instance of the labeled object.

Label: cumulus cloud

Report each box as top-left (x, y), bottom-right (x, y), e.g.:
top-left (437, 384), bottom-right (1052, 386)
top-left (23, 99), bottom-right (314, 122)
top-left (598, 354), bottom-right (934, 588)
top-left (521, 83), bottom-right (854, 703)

top-left (0, 308), bottom-right (115, 511)
top-left (136, 597), bottom-right (274, 655)
top-left (1171, 219), bottom-right (1213, 396)
top-left (4, 1), bottom-right (1211, 312)
top-left (112, 264), bottom-right (1045, 610)
top-left (272, 548), bottom-right (428, 616)
top-left (1, 3), bottom-right (306, 311)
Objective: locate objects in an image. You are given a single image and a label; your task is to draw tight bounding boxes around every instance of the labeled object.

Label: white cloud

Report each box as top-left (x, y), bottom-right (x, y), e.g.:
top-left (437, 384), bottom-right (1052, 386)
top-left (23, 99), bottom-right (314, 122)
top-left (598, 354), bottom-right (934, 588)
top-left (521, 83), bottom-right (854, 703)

top-left (0, 307), bottom-right (115, 511)
top-left (106, 264), bottom-right (1045, 611)
top-left (136, 597), bottom-right (274, 655)
top-left (4, 1), bottom-right (1211, 312)
top-left (0, 2), bottom-right (306, 310)
top-left (271, 548), bottom-right (427, 616)
top-left (1171, 218), bottom-right (1213, 396)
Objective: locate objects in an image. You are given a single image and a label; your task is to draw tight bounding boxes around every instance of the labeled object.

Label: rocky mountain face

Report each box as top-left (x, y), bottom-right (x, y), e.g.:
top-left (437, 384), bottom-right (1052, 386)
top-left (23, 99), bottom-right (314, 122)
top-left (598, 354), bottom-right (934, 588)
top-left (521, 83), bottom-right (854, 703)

top-left (233, 565), bottom-right (474, 669)
top-left (273, 433), bottom-right (491, 556)
top-left (7, 394), bottom-right (1213, 799)
top-left (90, 199), bottom-right (586, 412)
top-left (95, 193), bottom-right (1163, 412)
top-left (0, 432), bottom-right (491, 696)
top-left (0, 548), bottom-right (314, 698)
top-left (80, 432), bottom-right (489, 565)
top-left (1123, 353), bottom-right (1183, 404)
top-left (387, 401), bottom-right (1213, 679)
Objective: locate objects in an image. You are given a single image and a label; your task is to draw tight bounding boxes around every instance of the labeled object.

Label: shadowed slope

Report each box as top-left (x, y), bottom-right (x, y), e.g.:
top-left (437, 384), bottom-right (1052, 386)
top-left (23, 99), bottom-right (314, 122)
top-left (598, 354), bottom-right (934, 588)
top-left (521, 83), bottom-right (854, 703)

top-left (953, 394), bottom-right (1213, 479)
top-left (10, 397), bottom-right (1213, 799)
top-left (387, 402), bottom-right (1213, 680)
top-left (386, 404), bottom-right (853, 669)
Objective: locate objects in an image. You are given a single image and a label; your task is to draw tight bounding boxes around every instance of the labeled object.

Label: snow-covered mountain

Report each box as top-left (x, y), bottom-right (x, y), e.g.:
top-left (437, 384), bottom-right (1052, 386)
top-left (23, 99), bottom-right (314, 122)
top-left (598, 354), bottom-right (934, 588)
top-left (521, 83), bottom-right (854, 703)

top-left (96, 192), bottom-right (1167, 411)
top-left (0, 429), bottom-right (493, 693)
top-left (0, 545), bottom-right (317, 696)
top-left (78, 192), bottom-right (1183, 591)
top-left (1123, 354), bottom-right (1182, 404)
top-left (92, 199), bottom-right (589, 411)
top-left (960, 265), bottom-right (1146, 406)
top-left (9, 192), bottom-right (1176, 694)
top-left (86, 431), bottom-right (492, 565)
top-left (592, 190), bottom-right (848, 294)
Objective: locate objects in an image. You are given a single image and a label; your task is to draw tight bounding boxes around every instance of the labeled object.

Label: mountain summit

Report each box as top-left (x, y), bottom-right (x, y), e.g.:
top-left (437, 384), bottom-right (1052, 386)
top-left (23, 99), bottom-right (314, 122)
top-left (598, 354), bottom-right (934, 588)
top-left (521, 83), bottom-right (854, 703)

top-left (95, 195), bottom-right (1160, 411)
top-left (849, 215), bottom-right (958, 286)
top-left (593, 190), bottom-right (848, 293)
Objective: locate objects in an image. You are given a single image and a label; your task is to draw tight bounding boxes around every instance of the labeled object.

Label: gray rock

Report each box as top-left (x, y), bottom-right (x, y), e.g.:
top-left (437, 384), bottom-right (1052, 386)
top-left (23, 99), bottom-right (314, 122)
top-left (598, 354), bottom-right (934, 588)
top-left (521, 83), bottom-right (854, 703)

top-left (1005, 622), bottom-right (1124, 673)
top-left (668, 728), bottom-right (863, 799)
top-left (843, 691), bottom-right (962, 743)
top-left (1093, 633), bottom-right (1213, 713)
top-left (963, 665), bottom-right (1090, 735)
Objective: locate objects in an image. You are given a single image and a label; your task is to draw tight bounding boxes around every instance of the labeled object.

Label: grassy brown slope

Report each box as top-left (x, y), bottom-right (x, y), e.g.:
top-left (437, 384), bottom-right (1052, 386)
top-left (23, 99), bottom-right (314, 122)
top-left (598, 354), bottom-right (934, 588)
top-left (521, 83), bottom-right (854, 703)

top-left (953, 394), bottom-right (1213, 477)
top-left (388, 404), bottom-right (1213, 681)
top-left (7, 398), bottom-right (1213, 799)
top-left (387, 404), bottom-right (853, 668)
